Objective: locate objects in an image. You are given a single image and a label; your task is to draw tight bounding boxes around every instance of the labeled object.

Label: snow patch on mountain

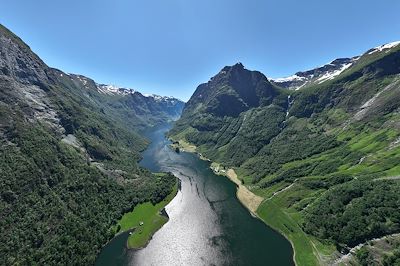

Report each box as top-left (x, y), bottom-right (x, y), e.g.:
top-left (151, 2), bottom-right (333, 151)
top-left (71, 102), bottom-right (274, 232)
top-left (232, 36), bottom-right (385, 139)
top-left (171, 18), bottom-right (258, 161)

top-left (96, 84), bottom-right (136, 95)
top-left (367, 41), bottom-right (400, 55)
top-left (271, 40), bottom-right (400, 90)
top-left (272, 74), bottom-right (306, 83)
top-left (272, 57), bottom-right (359, 90)
top-left (96, 84), bottom-right (182, 104)
top-left (143, 93), bottom-right (178, 103)
top-left (316, 62), bottom-right (353, 84)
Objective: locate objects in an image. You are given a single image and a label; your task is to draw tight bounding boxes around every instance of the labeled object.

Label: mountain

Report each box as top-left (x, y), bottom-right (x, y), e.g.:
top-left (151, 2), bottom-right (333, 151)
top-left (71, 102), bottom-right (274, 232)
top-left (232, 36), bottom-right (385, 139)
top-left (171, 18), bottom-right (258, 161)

top-left (271, 41), bottom-right (400, 90)
top-left (271, 57), bottom-right (359, 89)
top-left (182, 62), bottom-right (281, 118)
top-left (49, 74), bottom-right (184, 130)
top-left (170, 42), bottom-right (400, 265)
top-left (96, 84), bottom-right (184, 122)
top-left (171, 63), bottom-right (288, 166)
top-left (0, 24), bottom-right (179, 265)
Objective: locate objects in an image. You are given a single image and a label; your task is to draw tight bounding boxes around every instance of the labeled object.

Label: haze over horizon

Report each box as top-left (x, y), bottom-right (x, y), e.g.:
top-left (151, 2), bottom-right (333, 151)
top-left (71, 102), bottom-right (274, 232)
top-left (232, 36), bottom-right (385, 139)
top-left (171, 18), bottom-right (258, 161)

top-left (1, 0), bottom-right (399, 101)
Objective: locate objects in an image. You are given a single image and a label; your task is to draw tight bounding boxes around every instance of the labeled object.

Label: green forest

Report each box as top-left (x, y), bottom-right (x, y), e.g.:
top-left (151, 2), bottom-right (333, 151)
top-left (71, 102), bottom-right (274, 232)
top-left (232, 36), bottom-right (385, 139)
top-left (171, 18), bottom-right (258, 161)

top-left (0, 111), bottom-right (176, 265)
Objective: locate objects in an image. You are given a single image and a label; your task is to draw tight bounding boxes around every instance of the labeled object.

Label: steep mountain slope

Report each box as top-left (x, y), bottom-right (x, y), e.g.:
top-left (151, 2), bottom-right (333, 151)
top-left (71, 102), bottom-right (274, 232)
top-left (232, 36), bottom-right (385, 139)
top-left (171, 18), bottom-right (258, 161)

top-left (170, 42), bottom-right (400, 265)
top-left (0, 24), bottom-right (178, 265)
top-left (171, 63), bottom-right (288, 165)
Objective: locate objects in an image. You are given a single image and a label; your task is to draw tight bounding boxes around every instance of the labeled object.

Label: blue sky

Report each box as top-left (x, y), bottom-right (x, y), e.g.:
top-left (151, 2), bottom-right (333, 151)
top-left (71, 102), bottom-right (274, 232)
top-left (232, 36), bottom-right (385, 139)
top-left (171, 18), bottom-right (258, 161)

top-left (1, 0), bottom-right (400, 101)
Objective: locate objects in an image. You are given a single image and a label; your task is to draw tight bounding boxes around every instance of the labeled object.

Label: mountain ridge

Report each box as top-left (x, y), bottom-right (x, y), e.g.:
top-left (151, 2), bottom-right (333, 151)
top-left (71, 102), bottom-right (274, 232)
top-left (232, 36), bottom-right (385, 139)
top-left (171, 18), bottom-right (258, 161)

top-left (271, 40), bottom-right (400, 90)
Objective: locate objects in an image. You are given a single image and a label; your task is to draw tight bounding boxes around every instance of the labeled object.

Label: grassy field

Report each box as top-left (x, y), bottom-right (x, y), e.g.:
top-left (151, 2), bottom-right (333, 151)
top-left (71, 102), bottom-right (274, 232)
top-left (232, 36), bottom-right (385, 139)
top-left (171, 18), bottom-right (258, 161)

top-left (115, 181), bottom-right (178, 249)
top-left (169, 138), bottom-right (197, 153)
top-left (256, 183), bottom-right (337, 266)
top-left (168, 127), bottom-right (198, 153)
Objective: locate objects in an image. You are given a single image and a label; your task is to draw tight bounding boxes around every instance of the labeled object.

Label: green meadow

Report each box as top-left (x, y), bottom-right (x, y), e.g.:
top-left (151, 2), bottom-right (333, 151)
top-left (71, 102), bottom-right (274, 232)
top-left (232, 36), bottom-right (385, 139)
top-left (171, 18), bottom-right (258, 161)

top-left (115, 182), bottom-right (178, 249)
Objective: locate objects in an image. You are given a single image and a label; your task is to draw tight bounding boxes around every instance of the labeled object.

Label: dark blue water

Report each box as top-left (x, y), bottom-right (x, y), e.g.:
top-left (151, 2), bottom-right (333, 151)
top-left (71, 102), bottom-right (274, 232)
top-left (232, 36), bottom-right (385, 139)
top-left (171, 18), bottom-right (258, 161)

top-left (96, 123), bottom-right (294, 266)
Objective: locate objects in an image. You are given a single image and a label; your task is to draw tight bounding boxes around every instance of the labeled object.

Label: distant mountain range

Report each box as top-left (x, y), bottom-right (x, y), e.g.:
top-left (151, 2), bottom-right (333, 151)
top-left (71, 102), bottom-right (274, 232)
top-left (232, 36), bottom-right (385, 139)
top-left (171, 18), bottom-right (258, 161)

top-left (170, 40), bottom-right (400, 265)
top-left (56, 73), bottom-right (184, 127)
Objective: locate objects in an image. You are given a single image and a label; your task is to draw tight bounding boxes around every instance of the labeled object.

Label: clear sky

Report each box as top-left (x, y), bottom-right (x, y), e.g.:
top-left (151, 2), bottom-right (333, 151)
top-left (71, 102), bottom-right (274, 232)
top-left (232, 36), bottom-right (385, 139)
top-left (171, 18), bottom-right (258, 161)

top-left (1, 0), bottom-right (400, 101)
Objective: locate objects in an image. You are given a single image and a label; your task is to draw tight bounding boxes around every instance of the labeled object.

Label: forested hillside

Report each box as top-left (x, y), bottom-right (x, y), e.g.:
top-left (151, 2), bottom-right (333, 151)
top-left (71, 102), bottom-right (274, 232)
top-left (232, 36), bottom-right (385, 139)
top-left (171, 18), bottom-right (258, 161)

top-left (0, 24), bottom-right (178, 265)
top-left (170, 43), bottom-right (400, 265)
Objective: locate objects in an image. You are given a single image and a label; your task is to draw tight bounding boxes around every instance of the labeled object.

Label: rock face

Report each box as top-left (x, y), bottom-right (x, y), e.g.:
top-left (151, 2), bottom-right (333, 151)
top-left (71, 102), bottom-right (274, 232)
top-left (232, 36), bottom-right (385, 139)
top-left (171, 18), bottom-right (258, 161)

top-left (0, 26), bottom-right (62, 135)
top-left (0, 28), bottom-right (49, 85)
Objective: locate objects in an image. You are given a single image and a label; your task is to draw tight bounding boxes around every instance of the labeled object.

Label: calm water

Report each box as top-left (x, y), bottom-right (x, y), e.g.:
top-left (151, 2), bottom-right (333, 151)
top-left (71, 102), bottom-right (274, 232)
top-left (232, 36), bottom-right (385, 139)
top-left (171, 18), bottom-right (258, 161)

top-left (96, 124), bottom-right (294, 266)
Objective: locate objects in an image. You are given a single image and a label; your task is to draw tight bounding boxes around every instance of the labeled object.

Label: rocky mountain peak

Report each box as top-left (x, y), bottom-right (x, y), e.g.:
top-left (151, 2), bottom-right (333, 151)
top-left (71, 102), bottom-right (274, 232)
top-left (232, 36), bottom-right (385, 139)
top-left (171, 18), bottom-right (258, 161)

top-left (218, 62), bottom-right (245, 76)
top-left (185, 63), bottom-right (278, 118)
top-left (232, 62), bottom-right (245, 69)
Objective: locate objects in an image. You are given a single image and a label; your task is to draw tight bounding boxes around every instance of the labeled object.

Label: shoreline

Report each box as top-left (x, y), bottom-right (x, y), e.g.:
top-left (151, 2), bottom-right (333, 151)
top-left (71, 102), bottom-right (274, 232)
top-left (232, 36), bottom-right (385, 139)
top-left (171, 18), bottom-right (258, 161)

top-left (169, 138), bottom-right (299, 265)
top-left (124, 206), bottom-right (171, 251)
top-left (127, 179), bottom-right (181, 250)
top-left (225, 168), bottom-right (298, 265)
top-left (169, 139), bottom-right (262, 215)
top-left (220, 168), bottom-right (264, 216)
top-left (129, 184), bottom-right (178, 250)
top-left (114, 180), bottom-right (179, 250)
top-left (208, 161), bottom-right (298, 265)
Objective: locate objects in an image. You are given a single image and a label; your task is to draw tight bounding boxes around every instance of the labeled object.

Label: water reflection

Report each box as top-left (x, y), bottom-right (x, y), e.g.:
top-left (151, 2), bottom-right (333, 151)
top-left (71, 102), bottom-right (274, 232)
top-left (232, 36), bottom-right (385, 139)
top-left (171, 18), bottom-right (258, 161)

top-left (97, 124), bottom-right (293, 266)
